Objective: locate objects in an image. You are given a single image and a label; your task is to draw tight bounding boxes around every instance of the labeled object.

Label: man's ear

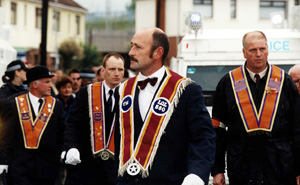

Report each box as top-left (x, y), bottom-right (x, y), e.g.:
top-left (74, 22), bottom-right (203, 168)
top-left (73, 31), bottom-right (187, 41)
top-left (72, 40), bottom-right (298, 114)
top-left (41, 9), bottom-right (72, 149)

top-left (154, 47), bottom-right (164, 59)
top-left (32, 81), bottom-right (38, 88)
top-left (242, 48), bottom-right (246, 59)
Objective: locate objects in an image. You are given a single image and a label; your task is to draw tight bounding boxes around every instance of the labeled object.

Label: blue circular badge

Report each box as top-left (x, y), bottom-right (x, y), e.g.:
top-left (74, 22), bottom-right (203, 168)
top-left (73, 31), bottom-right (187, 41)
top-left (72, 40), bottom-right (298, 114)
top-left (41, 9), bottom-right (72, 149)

top-left (152, 97), bottom-right (170, 116)
top-left (121, 95), bottom-right (132, 112)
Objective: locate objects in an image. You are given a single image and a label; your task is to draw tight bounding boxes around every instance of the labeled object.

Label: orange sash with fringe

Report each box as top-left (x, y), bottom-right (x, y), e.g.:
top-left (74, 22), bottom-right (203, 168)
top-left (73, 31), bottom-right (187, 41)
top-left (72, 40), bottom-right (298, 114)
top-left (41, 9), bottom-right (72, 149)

top-left (16, 94), bottom-right (55, 149)
top-left (88, 82), bottom-right (115, 156)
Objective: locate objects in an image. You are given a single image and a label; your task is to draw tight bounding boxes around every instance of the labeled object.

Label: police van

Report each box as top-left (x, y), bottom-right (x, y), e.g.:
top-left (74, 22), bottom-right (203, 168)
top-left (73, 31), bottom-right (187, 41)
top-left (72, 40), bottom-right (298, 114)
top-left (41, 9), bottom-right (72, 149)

top-left (171, 29), bottom-right (300, 115)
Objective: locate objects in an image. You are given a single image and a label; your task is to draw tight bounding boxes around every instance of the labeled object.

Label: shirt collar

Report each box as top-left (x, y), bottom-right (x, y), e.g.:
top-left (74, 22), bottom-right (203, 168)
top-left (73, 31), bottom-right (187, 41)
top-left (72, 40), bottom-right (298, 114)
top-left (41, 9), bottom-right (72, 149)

top-left (28, 92), bottom-right (44, 104)
top-left (103, 80), bottom-right (117, 95)
top-left (246, 66), bottom-right (268, 82)
top-left (137, 66), bottom-right (166, 83)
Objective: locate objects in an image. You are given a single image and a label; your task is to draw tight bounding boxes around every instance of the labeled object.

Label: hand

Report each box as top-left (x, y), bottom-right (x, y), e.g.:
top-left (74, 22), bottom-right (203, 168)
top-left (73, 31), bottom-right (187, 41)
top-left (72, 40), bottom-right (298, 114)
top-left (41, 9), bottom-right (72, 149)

top-left (213, 173), bottom-right (226, 185)
top-left (181, 174), bottom-right (204, 185)
top-left (65, 148), bottom-right (81, 165)
top-left (296, 175), bottom-right (300, 185)
top-left (0, 165), bottom-right (8, 174)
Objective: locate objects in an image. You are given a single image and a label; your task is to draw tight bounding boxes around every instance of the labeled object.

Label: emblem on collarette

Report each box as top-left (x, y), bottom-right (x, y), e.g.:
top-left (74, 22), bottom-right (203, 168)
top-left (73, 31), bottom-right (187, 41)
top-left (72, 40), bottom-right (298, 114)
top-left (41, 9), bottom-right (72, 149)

top-left (93, 111), bottom-right (103, 122)
top-left (38, 113), bottom-right (48, 122)
top-left (151, 97), bottom-right (170, 116)
top-left (121, 95), bottom-right (132, 113)
top-left (234, 79), bottom-right (246, 92)
top-left (268, 78), bottom-right (280, 91)
top-left (21, 112), bottom-right (30, 121)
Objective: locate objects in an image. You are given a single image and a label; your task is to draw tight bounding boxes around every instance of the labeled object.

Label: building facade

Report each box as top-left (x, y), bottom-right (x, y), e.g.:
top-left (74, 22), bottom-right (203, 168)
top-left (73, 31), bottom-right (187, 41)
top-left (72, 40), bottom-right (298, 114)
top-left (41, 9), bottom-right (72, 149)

top-left (0, 0), bottom-right (86, 68)
top-left (135, 0), bottom-right (300, 65)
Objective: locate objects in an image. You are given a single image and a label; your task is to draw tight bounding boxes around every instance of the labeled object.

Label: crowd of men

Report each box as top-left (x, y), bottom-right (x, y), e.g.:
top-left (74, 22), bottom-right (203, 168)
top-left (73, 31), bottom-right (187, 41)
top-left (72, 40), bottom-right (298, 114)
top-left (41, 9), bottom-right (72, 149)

top-left (0, 28), bottom-right (300, 185)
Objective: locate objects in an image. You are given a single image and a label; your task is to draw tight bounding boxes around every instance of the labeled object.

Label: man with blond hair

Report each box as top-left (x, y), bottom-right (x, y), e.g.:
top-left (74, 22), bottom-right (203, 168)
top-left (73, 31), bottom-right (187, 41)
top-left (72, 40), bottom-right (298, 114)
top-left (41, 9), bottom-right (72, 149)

top-left (212, 31), bottom-right (300, 185)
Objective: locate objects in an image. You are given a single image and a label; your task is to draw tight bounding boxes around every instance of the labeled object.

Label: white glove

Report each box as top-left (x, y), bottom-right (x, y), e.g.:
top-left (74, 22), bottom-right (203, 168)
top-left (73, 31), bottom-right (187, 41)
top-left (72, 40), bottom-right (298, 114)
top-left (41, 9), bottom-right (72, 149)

top-left (61, 151), bottom-right (66, 159)
top-left (181, 174), bottom-right (204, 185)
top-left (0, 165), bottom-right (8, 174)
top-left (60, 151), bottom-right (66, 162)
top-left (65, 148), bottom-right (81, 165)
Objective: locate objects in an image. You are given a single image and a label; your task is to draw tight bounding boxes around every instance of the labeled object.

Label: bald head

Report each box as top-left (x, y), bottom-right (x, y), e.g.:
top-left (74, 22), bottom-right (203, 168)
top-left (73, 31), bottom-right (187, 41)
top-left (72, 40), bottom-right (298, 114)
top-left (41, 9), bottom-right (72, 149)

top-left (243, 31), bottom-right (268, 49)
top-left (129, 27), bottom-right (170, 76)
top-left (289, 64), bottom-right (300, 94)
top-left (289, 64), bottom-right (300, 75)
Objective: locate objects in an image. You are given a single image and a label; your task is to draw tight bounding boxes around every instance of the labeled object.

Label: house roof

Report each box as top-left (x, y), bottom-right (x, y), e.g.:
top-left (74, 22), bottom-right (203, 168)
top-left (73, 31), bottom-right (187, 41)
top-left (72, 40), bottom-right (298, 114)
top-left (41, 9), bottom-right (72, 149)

top-left (49, 0), bottom-right (87, 11)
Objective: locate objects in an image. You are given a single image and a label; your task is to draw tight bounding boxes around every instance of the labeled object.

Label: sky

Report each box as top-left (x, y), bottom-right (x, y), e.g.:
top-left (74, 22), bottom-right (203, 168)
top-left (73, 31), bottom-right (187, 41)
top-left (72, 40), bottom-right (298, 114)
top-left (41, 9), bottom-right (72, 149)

top-left (73, 0), bottom-right (132, 13)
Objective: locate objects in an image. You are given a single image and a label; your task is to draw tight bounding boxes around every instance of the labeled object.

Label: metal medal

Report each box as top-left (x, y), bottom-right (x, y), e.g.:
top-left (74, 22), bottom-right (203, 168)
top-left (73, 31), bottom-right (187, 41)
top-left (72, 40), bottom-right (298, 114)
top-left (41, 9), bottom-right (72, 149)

top-left (126, 163), bottom-right (141, 176)
top-left (100, 151), bottom-right (109, 160)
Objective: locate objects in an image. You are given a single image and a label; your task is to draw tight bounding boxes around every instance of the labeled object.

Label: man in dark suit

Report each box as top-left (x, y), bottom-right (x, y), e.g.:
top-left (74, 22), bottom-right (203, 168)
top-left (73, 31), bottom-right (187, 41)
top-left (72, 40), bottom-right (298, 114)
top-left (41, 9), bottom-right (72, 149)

top-left (0, 66), bottom-right (65, 185)
top-left (114, 27), bottom-right (216, 185)
top-left (63, 53), bottom-right (125, 185)
top-left (211, 31), bottom-right (300, 185)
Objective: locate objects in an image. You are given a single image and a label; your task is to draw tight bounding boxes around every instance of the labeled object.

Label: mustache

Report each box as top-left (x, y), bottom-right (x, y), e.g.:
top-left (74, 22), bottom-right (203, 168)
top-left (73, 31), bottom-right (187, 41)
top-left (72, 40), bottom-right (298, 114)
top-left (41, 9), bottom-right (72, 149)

top-left (130, 57), bottom-right (138, 62)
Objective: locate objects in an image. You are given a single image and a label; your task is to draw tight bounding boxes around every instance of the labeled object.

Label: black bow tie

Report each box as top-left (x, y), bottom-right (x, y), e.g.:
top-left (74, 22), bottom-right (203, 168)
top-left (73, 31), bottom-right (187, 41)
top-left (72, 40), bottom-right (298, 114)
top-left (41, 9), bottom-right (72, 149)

top-left (137, 77), bottom-right (158, 90)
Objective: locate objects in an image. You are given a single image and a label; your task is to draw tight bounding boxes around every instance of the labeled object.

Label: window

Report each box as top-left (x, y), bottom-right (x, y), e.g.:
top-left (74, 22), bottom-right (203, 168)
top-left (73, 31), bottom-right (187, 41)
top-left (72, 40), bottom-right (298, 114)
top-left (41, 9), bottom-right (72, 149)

top-left (11, 2), bottom-right (17, 25)
top-left (231, 0), bottom-right (236, 18)
top-left (260, 1), bottom-right (287, 19)
top-left (76, 15), bottom-right (80, 35)
top-left (193, 0), bottom-right (213, 18)
top-left (35, 8), bottom-right (42, 29)
top-left (53, 10), bottom-right (60, 32)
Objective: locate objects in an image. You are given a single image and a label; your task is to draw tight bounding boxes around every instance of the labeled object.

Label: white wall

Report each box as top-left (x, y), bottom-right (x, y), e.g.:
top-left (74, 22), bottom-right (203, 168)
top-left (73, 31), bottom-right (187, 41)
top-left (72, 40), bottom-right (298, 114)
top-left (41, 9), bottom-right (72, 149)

top-left (136, 0), bottom-right (296, 36)
top-left (135, 0), bottom-right (156, 31)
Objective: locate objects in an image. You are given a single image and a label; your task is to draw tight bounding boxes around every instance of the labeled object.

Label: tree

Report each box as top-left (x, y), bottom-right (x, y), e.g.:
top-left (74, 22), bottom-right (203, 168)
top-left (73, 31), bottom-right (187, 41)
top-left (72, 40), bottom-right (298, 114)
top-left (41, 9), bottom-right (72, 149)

top-left (126, 0), bottom-right (135, 11)
top-left (77, 44), bottom-right (102, 69)
top-left (59, 39), bottom-right (83, 72)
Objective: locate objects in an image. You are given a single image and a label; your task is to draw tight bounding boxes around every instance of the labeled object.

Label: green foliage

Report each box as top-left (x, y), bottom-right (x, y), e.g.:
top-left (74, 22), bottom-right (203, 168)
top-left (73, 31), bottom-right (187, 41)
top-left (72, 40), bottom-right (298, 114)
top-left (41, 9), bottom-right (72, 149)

top-left (59, 39), bottom-right (102, 72)
top-left (59, 38), bottom-right (83, 73)
top-left (126, 0), bottom-right (135, 11)
top-left (77, 44), bottom-right (102, 69)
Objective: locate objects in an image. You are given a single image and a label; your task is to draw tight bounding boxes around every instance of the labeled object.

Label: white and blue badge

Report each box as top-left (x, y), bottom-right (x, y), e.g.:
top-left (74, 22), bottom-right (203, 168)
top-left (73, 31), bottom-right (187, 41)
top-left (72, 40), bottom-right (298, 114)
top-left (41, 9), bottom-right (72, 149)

top-left (121, 95), bottom-right (133, 112)
top-left (151, 97), bottom-right (170, 116)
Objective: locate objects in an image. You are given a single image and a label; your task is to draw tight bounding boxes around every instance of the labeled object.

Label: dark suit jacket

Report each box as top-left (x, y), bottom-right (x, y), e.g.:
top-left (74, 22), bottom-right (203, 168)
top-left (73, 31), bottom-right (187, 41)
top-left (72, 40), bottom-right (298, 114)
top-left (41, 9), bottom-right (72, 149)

top-left (115, 79), bottom-right (216, 185)
top-left (64, 83), bottom-right (118, 185)
top-left (0, 94), bottom-right (65, 184)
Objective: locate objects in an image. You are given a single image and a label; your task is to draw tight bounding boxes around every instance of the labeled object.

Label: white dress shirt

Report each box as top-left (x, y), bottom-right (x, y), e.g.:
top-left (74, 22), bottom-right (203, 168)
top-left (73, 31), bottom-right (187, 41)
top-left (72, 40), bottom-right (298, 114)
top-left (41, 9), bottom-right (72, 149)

top-left (137, 66), bottom-right (166, 120)
top-left (246, 66), bottom-right (268, 83)
top-left (28, 92), bottom-right (44, 116)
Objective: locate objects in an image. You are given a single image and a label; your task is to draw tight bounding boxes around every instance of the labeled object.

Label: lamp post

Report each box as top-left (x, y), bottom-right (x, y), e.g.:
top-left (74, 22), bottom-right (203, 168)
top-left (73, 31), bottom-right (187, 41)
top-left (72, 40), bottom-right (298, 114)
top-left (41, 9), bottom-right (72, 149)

top-left (185, 12), bottom-right (203, 55)
top-left (40, 0), bottom-right (48, 66)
